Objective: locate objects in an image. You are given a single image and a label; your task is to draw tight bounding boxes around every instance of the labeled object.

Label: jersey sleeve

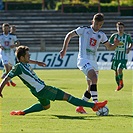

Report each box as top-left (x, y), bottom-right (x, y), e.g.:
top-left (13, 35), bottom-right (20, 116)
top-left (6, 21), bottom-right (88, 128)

top-left (127, 34), bottom-right (133, 44)
top-left (12, 35), bottom-right (19, 43)
top-left (109, 33), bottom-right (116, 44)
top-left (7, 63), bottom-right (22, 78)
top-left (101, 32), bottom-right (108, 44)
top-left (74, 27), bottom-right (85, 36)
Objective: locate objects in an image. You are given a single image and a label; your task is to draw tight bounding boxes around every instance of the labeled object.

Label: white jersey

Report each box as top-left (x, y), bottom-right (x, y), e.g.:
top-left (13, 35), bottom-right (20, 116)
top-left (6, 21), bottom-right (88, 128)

top-left (75, 25), bottom-right (108, 61)
top-left (0, 33), bottom-right (18, 54)
top-left (0, 33), bottom-right (19, 65)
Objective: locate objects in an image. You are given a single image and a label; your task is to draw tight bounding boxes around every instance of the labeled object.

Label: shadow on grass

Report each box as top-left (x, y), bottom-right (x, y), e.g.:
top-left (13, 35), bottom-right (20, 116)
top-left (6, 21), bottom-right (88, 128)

top-left (28, 114), bottom-right (98, 120)
top-left (108, 114), bottom-right (133, 118)
top-left (52, 114), bottom-right (133, 120)
top-left (51, 114), bottom-right (98, 120)
top-left (27, 114), bottom-right (133, 120)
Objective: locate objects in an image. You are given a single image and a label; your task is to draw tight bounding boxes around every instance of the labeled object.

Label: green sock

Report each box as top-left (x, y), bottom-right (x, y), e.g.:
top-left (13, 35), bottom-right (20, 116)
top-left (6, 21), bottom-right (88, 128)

top-left (67, 95), bottom-right (94, 108)
top-left (119, 74), bottom-right (123, 80)
top-left (115, 76), bottom-right (119, 85)
top-left (23, 103), bottom-right (44, 114)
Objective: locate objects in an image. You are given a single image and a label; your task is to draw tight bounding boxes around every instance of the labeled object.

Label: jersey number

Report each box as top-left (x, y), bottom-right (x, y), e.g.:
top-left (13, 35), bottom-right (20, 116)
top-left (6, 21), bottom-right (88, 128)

top-left (90, 38), bottom-right (97, 46)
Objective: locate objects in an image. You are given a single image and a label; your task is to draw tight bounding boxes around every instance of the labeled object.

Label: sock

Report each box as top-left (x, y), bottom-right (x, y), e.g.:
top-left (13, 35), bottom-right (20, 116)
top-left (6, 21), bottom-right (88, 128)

top-left (115, 75), bottom-right (119, 85)
top-left (90, 84), bottom-right (98, 102)
top-left (118, 74), bottom-right (123, 80)
top-left (23, 103), bottom-right (44, 114)
top-left (82, 90), bottom-right (91, 101)
top-left (9, 79), bottom-right (12, 82)
top-left (67, 95), bottom-right (94, 108)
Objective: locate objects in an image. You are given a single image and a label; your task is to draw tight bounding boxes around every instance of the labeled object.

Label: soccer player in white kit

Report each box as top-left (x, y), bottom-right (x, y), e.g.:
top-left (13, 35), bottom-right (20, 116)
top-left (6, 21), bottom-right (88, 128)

top-left (0, 23), bottom-right (20, 86)
top-left (60, 13), bottom-right (120, 114)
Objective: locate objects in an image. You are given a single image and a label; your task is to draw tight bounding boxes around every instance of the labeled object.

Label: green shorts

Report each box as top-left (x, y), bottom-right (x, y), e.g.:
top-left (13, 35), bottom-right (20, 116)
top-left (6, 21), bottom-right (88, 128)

top-left (33, 85), bottom-right (64, 106)
top-left (111, 59), bottom-right (127, 71)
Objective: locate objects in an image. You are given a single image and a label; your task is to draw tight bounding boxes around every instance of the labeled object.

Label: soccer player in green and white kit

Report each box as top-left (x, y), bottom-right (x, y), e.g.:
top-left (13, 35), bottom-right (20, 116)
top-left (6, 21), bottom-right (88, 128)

top-left (0, 45), bottom-right (107, 115)
top-left (109, 22), bottom-right (133, 91)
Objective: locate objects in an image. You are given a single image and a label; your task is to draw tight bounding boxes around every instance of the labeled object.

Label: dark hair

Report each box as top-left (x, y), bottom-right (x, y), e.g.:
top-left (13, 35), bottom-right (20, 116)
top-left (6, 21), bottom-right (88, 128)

top-left (93, 13), bottom-right (104, 22)
top-left (116, 22), bottom-right (124, 27)
top-left (15, 45), bottom-right (29, 61)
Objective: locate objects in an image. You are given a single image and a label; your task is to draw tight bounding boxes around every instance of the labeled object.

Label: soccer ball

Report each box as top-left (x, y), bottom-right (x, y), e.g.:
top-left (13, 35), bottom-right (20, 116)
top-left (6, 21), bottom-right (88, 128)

top-left (96, 106), bottom-right (109, 116)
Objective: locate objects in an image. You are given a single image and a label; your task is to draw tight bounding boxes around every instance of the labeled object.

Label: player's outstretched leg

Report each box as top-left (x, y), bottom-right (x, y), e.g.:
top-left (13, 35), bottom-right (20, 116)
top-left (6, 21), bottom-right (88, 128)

top-left (67, 95), bottom-right (107, 112)
top-left (10, 103), bottom-right (45, 116)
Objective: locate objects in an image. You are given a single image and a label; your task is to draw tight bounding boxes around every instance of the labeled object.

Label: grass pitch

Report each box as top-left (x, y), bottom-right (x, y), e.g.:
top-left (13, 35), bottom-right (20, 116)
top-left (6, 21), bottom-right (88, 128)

top-left (0, 69), bottom-right (132, 133)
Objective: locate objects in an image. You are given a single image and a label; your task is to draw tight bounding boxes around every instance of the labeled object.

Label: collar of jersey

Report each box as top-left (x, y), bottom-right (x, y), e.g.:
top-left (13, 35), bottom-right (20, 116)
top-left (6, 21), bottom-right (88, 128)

top-left (3, 33), bottom-right (9, 37)
top-left (90, 25), bottom-right (98, 34)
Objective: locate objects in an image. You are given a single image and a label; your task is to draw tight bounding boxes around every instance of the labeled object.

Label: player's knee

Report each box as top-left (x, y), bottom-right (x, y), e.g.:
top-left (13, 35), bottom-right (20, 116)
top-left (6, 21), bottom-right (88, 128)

top-left (63, 93), bottom-right (71, 101)
top-left (92, 76), bottom-right (97, 83)
top-left (43, 104), bottom-right (50, 110)
top-left (87, 69), bottom-right (97, 83)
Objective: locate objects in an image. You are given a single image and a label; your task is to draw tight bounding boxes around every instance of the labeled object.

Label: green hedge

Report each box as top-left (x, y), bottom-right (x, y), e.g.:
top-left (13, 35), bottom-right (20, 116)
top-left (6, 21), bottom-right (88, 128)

top-left (60, 4), bottom-right (98, 13)
top-left (57, 3), bottom-right (133, 16)
top-left (58, 4), bottom-right (118, 13)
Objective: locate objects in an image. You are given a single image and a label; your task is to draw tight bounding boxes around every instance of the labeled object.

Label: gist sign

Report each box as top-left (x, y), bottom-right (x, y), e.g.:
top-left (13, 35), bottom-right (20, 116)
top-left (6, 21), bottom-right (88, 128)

top-left (0, 51), bottom-right (132, 70)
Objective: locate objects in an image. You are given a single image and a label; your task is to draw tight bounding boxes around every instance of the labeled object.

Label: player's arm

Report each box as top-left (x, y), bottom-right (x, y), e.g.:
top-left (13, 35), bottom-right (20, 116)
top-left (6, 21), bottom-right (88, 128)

top-left (126, 35), bottom-right (133, 54)
top-left (127, 43), bottom-right (133, 54)
top-left (14, 40), bottom-right (20, 47)
top-left (104, 38), bottom-right (120, 50)
top-left (10, 40), bottom-right (20, 48)
top-left (60, 30), bottom-right (78, 58)
top-left (0, 76), bottom-right (11, 98)
top-left (29, 60), bottom-right (46, 67)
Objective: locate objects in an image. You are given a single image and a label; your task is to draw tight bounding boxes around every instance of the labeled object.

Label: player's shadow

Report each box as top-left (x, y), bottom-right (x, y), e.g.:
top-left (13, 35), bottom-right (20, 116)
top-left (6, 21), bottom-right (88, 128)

top-left (51, 114), bottom-right (97, 120)
top-left (52, 114), bottom-right (133, 120)
top-left (108, 114), bottom-right (133, 118)
top-left (29, 114), bottom-right (132, 120)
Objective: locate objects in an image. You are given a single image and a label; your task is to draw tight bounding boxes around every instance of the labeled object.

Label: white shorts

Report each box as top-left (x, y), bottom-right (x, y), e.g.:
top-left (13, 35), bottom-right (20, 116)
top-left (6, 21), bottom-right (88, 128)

top-left (77, 58), bottom-right (98, 79)
top-left (0, 51), bottom-right (15, 66)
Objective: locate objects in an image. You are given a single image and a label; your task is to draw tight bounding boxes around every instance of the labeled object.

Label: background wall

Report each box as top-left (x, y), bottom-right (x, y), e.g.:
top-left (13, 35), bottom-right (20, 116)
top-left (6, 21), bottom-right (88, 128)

top-left (1, 50), bottom-right (132, 69)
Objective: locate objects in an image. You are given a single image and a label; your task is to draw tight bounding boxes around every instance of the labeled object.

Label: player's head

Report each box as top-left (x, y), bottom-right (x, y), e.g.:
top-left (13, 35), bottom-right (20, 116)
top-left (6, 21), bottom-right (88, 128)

top-left (10, 25), bottom-right (16, 34)
top-left (2, 23), bottom-right (10, 34)
top-left (116, 22), bottom-right (124, 34)
top-left (15, 45), bottom-right (30, 63)
top-left (92, 13), bottom-right (104, 31)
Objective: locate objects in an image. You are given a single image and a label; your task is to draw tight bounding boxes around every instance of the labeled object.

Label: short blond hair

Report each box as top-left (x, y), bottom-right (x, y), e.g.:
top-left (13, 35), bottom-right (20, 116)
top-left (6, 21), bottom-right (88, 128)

top-left (93, 13), bottom-right (104, 22)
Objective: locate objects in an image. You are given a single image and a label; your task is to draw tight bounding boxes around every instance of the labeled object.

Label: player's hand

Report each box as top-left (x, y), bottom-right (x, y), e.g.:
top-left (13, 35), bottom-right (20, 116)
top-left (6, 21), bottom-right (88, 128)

top-left (60, 50), bottom-right (66, 59)
top-left (126, 48), bottom-right (130, 54)
top-left (0, 46), bottom-right (4, 50)
top-left (36, 61), bottom-right (46, 67)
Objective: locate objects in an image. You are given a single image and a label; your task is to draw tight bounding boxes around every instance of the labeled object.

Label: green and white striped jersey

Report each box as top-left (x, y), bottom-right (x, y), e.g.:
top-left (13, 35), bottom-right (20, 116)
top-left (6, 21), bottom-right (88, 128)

top-left (8, 62), bottom-right (45, 93)
top-left (109, 33), bottom-right (133, 60)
